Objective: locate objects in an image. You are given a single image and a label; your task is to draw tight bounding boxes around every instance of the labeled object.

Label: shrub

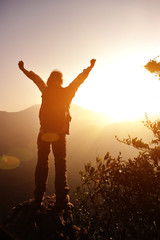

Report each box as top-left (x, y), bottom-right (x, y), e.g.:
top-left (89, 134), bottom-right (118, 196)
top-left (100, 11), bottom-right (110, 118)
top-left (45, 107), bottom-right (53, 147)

top-left (74, 116), bottom-right (160, 240)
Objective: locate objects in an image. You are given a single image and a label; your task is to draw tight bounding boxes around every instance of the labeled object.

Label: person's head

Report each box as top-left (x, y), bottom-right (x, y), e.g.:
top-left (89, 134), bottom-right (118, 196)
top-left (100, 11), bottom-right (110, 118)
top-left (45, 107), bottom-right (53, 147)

top-left (47, 70), bottom-right (63, 87)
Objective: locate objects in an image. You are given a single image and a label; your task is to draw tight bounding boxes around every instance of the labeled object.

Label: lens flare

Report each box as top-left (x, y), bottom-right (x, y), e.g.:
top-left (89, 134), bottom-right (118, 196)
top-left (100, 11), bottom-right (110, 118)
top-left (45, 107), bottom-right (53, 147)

top-left (0, 155), bottom-right (20, 170)
top-left (41, 132), bottom-right (59, 142)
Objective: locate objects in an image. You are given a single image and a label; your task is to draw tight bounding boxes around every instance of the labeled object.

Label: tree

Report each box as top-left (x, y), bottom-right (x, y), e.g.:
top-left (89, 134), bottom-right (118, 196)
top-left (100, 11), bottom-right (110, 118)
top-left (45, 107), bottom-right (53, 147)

top-left (74, 115), bottom-right (160, 240)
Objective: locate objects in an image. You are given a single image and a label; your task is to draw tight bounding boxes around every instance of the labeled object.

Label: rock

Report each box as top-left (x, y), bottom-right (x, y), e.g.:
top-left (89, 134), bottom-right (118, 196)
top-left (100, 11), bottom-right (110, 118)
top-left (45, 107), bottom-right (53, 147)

top-left (1, 196), bottom-right (88, 240)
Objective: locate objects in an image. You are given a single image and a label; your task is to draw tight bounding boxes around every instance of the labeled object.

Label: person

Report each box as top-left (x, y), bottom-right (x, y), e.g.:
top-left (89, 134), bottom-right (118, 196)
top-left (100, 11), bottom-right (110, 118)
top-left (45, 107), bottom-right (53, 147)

top-left (18, 59), bottom-right (96, 209)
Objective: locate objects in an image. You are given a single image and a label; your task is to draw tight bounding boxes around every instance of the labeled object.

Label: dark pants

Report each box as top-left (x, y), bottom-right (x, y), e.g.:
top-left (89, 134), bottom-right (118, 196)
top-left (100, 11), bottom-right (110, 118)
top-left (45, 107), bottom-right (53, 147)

top-left (34, 132), bottom-right (69, 204)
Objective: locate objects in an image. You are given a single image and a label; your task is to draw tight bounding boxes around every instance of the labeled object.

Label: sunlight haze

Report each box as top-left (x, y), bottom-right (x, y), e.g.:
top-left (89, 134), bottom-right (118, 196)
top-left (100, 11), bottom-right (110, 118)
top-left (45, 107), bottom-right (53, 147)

top-left (1, 0), bottom-right (160, 122)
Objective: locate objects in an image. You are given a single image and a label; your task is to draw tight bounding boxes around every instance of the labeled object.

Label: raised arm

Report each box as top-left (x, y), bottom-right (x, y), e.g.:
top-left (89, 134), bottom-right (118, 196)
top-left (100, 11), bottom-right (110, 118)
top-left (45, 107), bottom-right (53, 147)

top-left (18, 61), bottom-right (46, 92)
top-left (68, 59), bottom-right (96, 94)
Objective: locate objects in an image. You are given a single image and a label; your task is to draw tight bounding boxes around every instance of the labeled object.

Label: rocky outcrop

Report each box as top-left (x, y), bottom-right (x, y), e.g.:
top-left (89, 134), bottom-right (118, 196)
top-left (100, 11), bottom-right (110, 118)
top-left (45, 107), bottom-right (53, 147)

top-left (1, 196), bottom-right (88, 240)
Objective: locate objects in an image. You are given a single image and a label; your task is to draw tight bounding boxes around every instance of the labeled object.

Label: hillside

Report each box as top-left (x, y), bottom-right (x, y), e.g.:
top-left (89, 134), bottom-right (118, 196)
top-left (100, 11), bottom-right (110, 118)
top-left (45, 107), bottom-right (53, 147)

top-left (0, 104), bottom-right (154, 218)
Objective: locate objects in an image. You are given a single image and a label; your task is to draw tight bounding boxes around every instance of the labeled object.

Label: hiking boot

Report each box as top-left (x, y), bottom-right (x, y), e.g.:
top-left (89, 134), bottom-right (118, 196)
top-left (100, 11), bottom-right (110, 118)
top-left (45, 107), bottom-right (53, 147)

top-left (55, 194), bottom-right (74, 210)
top-left (28, 199), bottom-right (42, 211)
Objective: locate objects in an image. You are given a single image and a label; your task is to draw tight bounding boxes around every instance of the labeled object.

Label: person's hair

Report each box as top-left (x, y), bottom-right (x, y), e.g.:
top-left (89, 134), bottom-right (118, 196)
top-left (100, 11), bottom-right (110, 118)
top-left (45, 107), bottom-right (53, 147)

top-left (47, 70), bottom-right (63, 86)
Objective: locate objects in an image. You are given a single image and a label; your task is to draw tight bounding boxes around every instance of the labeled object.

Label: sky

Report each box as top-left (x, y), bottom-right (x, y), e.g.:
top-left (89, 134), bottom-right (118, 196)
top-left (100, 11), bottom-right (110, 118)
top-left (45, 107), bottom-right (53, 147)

top-left (1, 0), bottom-right (160, 122)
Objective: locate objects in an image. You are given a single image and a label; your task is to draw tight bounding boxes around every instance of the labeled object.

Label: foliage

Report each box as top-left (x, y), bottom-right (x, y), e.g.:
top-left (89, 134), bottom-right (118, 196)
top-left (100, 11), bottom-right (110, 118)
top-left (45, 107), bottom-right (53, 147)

top-left (74, 115), bottom-right (160, 240)
top-left (144, 56), bottom-right (160, 79)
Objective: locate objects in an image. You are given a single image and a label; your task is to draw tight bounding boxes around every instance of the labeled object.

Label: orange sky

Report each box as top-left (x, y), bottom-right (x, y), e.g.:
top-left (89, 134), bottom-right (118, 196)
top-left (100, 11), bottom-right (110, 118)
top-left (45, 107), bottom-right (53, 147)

top-left (1, 0), bottom-right (160, 122)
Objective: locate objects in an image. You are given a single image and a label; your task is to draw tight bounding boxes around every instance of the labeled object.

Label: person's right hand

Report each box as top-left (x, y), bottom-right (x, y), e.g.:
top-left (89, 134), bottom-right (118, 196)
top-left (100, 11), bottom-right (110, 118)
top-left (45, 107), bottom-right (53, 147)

top-left (18, 60), bottom-right (24, 70)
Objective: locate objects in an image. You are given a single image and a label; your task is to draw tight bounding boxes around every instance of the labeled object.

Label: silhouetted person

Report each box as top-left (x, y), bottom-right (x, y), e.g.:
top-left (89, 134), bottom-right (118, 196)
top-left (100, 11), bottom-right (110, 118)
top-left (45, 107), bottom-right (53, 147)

top-left (18, 59), bottom-right (96, 209)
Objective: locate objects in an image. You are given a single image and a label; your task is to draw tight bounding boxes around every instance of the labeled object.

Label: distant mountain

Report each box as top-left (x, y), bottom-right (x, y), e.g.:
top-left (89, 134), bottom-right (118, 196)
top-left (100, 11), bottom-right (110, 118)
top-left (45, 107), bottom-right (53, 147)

top-left (0, 104), bottom-right (154, 218)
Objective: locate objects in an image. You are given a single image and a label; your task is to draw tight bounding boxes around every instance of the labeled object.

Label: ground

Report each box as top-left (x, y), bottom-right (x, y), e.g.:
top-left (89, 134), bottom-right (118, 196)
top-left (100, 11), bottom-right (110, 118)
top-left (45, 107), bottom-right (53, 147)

top-left (1, 196), bottom-right (88, 240)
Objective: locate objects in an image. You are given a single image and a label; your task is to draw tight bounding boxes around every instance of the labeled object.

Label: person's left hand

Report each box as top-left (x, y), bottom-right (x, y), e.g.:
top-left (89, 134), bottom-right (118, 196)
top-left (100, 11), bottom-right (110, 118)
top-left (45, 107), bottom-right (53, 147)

top-left (90, 59), bottom-right (96, 68)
